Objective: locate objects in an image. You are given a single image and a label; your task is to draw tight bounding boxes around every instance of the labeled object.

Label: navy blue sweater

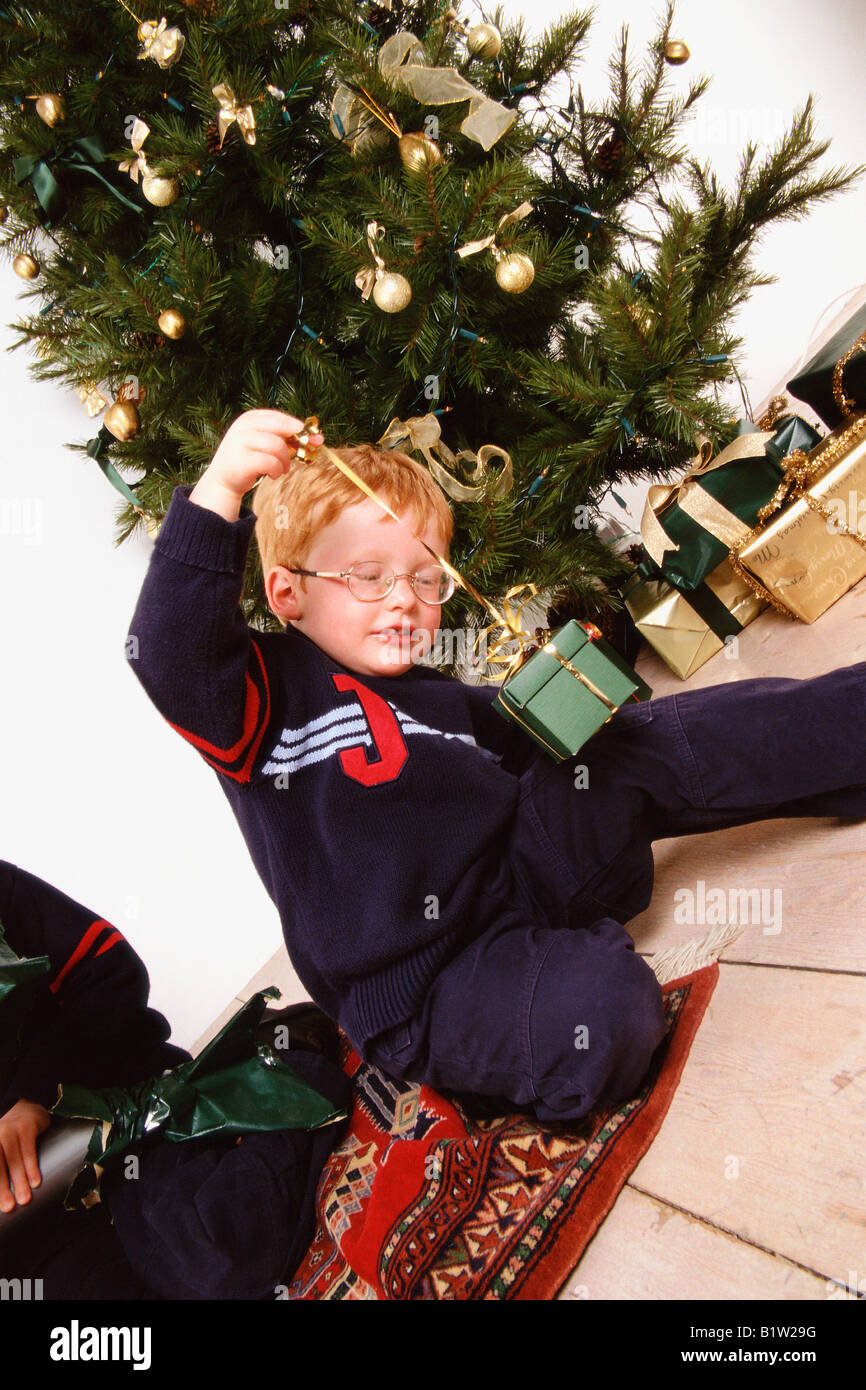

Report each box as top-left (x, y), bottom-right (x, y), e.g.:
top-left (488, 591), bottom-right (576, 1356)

top-left (125, 485), bottom-right (542, 1048)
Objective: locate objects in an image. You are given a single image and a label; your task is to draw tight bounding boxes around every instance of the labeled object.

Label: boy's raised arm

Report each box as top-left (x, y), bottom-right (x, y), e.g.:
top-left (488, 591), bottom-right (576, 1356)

top-left (125, 410), bottom-right (321, 784)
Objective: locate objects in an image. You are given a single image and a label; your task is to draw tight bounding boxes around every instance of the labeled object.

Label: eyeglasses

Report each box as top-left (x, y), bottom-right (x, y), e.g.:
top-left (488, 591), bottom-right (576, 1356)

top-left (286, 561), bottom-right (456, 605)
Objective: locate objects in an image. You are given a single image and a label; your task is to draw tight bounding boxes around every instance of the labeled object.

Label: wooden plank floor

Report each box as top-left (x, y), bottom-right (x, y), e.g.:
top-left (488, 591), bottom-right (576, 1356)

top-left (196, 573), bottom-right (866, 1302)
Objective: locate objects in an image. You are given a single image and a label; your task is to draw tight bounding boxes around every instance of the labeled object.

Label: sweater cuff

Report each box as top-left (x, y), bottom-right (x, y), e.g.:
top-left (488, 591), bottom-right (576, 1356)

top-left (155, 484), bottom-right (258, 575)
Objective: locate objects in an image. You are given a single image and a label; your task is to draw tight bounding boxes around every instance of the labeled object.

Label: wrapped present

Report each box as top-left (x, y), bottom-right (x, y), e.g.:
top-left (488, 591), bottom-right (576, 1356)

top-left (640, 415), bottom-right (823, 592)
top-left (787, 306), bottom-right (866, 429)
top-left (728, 414), bottom-right (866, 623)
top-left (621, 553), bottom-right (768, 680)
top-left (491, 619), bottom-right (652, 761)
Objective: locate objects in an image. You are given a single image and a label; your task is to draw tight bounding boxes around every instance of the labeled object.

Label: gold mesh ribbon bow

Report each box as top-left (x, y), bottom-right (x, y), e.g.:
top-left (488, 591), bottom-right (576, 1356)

top-left (212, 83), bottom-right (257, 148)
top-left (377, 30), bottom-right (516, 151)
top-left (376, 414), bottom-right (513, 501)
top-left (456, 201), bottom-right (534, 268)
top-left (118, 118), bottom-right (152, 183)
top-left (137, 18), bottom-right (185, 69)
top-left (353, 222), bottom-right (391, 302)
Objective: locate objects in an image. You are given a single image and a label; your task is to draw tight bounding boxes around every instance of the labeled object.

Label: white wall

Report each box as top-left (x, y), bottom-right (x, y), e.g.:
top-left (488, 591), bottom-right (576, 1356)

top-left (1, 0), bottom-right (863, 1047)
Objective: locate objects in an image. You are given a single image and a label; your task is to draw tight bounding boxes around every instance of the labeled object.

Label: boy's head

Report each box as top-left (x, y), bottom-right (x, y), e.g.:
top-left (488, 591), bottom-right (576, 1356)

top-left (254, 443), bottom-right (455, 678)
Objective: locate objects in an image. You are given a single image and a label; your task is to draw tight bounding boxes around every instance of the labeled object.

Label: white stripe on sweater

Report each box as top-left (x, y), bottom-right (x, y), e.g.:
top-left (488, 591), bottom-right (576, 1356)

top-left (260, 699), bottom-right (483, 776)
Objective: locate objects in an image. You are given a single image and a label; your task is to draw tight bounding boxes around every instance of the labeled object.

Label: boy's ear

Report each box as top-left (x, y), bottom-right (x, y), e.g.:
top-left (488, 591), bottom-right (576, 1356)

top-left (265, 565), bottom-right (303, 623)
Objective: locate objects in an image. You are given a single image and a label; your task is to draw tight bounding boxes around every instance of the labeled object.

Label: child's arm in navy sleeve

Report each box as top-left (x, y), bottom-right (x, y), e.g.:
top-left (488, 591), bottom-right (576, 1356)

top-left (0, 860), bottom-right (188, 1115)
top-left (465, 681), bottom-right (540, 776)
top-left (125, 484), bottom-right (272, 785)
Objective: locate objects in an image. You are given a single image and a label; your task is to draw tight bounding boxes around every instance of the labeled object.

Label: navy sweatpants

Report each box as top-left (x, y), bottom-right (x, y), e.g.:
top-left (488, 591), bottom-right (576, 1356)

top-left (364, 661), bottom-right (866, 1122)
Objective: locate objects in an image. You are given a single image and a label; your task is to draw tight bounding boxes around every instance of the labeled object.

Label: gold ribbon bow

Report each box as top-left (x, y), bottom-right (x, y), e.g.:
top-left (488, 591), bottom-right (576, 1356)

top-left (212, 83), bottom-right (256, 148)
top-left (354, 222), bottom-right (392, 301)
top-left (118, 118), bottom-right (152, 183)
top-left (639, 430), bottom-right (776, 570)
top-left (456, 200), bottom-right (534, 266)
top-left (294, 419), bottom-right (624, 709)
top-left (376, 414), bottom-right (513, 501)
top-left (377, 30), bottom-right (516, 151)
top-left (137, 18), bottom-right (185, 69)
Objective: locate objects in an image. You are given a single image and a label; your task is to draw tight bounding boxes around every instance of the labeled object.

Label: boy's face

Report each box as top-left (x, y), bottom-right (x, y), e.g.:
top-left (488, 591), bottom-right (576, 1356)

top-left (266, 498), bottom-right (450, 678)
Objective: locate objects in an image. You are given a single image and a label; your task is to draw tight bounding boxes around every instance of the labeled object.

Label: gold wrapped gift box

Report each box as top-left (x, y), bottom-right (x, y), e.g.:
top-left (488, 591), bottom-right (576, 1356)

top-left (624, 557), bottom-right (767, 680)
top-left (732, 417), bottom-right (866, 623)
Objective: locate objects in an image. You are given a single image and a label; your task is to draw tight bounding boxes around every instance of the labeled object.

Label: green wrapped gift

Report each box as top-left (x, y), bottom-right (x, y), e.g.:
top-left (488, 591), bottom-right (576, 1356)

top-left (52, 988), bottom-right (348, 1208)
top-left (491, 620), bottom-right (652, 761)
top-left (787, 303), bottom-right (866, 429)
top-left (642, 416), bottom-right (823, 592)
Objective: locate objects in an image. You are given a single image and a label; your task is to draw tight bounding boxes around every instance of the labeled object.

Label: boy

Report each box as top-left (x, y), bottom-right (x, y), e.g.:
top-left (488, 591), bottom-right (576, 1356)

top-left (126, 408), bottom-right (866, 1123)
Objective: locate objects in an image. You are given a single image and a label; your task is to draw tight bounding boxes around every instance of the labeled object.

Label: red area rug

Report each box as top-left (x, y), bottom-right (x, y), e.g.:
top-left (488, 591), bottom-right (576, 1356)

top-left (289, 964), bottom-right (717, 1300)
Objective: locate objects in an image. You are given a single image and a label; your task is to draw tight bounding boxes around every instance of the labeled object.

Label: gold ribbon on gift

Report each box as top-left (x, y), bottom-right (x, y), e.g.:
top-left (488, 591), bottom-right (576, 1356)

top-left (354, 221), bottom-right (392, 302)
top-left (726, 412), bottom-right (866, 617)
top-left (832, 328), bottom-right (866, 417)
top-left (212, 83), bottom-right (256, 148)
top-left (117, 118), bottom-right (152, 183)
top-left (377, 30), bottom-right (517, 151)
top-left (456, 200), bottom-right (534, 268)
top-left (639, 430), bottom-right (776, 571)
top-left (294, 418), bottom-right (624, 708)
top-left (376, 413), bottom-right (513, 501)
top-left (137, 18), bottom-right (185, 69)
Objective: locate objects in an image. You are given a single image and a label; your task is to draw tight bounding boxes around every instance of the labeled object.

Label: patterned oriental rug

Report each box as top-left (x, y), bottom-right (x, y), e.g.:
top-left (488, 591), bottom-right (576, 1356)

top-left (289, 963), bottom-right (718, 1300)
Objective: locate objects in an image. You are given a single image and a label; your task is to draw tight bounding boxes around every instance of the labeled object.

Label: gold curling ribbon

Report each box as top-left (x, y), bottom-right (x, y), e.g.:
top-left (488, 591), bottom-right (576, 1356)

top-left (377, 30), bottom-right (516, 151)
top-left (456, 200), bottom-right (534, 267)
top-left (726, 412), bottom-right (866, 618)
top-left (297, 418), bottom-right (627, 703)
top-left (212, 82), bottom-right (256, 148)
top-left (354, 221), bottom-right (390, 302)
top-left (639, 430), bottom-right (776, 569)
top-left (118, 118), bottom-right (152, 183)
top-left (137, 17), bottom-right (185, 69)
top-left (376, 413), bottom-right (513, 501)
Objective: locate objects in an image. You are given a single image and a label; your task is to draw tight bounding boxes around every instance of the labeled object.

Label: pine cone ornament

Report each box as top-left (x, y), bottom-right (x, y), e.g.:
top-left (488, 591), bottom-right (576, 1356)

top-left (594, 132), bottom-right (624, 178)
top-left (204, 120), bottom-right (222, 155)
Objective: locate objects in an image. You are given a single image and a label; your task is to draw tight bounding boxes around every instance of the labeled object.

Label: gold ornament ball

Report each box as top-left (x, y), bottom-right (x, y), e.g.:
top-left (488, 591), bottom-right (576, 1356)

top-left (35, 93), bottom-right (65, 127)
top-left (157, 308), bottom-right (186, 339)
top-left (12, 252), bottom-right (39, 280)
top-left (398, 131), bottom-right (444, 173)
top-left (495, 251), bottom-right (535, 294)
top-left (104, 399), bottom-right (141, 441)
top-left (372, 272), bottom-right (413, 313)
top-left (466, 22), bottom-right (502, 60)
top-left (141, 172), bottom-right (179, 206)
top-left (664, 39), bottom-right (690, 65)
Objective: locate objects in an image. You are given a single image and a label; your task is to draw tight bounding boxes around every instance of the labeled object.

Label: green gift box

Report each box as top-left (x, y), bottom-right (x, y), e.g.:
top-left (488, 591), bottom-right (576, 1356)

top-left (648, 416), bottom-right (823, 592)
top-left (787, 302), bottom-right (866, 429)
top-left (491, 620), bottom-right (652, 762)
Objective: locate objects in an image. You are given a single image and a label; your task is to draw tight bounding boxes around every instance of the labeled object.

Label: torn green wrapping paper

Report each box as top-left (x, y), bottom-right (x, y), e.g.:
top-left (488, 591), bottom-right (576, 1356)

top-left (0, 915), bottom-right (52, 1074)
top-left (52, 989), bottom-right (348, 1207)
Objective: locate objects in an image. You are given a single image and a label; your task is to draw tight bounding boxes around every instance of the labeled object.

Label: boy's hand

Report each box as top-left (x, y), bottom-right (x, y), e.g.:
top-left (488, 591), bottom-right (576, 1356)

top-left (0, 1099), bottom-right (51, 1212)
top-left (190, 410), bottom-right (324, 522)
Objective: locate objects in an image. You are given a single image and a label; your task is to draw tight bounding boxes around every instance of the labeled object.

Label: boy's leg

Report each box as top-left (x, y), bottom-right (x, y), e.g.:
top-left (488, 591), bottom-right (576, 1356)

top-left (509, 660), bottom-right (866, 928)
top-left (363, 915), bottom-right (668, 1124)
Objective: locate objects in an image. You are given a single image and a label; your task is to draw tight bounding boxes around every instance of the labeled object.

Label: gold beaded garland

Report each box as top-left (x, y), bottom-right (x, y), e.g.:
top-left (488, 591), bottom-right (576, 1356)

top-left (12, 252), bottom-right (40, 280)
top-left (466, 22), bottom-right (502, 60)
top-left (372, 271), bottom-right (413, 313)
top-left (494, 251), bottom-right (535, 294)
top-left (157, 308), bottom-right (186, 339)
top-left (664, 39), bottom-right (690, 64)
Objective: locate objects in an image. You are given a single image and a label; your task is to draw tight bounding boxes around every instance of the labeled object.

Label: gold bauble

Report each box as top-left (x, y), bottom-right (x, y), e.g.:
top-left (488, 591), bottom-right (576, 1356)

top-left (12, 252), bottom-right (39, 280)
top-left (141, 172), bottom-right (179, 206)
top-left (103, 399), bottom-right (141, 441)
top-left (466, 22), bottom-right (502, 60)
top-left (664, 39), bottom-right (690, 65)
top-left (495, 251), bottom-right (535, 294)
top-left (398, 131), bottom-right (444, 173)
top-left (157, 308), bottom-right (186, 339)
top-left (372, 272), bottom-right (413, 313)
top-left (35, 93), bottom-right (65, 127)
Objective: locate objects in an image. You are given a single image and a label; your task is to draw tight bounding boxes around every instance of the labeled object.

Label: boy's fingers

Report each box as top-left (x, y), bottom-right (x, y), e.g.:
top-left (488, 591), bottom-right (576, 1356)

top-left (239, 410), bottom-right (323, 440)
top-left (22, 1129), bottom-right (42, 1189)
top-left (0, 1151), bottom-right (14, 1213)
top-left (2, 1136), bottom-right (30, 1206)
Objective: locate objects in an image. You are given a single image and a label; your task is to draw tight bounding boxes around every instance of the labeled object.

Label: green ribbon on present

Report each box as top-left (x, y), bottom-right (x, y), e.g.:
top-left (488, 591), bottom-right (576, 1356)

top-left (0, 915), bottom-right (52, 1075)
top-left (621, 552), bottom-right (744, 643)
top-left (51, 989), bottom-right (348, 1208)
top-left (13, 134), bottom-right (144, 220)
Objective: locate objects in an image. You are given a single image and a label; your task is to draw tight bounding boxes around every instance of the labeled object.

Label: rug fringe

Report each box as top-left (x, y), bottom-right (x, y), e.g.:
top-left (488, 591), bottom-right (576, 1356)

top-left (649, 920), bottom-right (747, 985)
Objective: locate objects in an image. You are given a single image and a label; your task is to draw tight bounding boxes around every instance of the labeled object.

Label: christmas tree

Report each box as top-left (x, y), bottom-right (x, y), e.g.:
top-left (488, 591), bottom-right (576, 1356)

top-left (1, 0), bottom-right (860, 665)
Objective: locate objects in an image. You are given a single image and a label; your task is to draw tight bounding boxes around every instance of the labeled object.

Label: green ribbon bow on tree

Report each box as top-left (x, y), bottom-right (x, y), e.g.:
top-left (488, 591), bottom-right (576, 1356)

top-left (13, 133), bottom-right (144, 220)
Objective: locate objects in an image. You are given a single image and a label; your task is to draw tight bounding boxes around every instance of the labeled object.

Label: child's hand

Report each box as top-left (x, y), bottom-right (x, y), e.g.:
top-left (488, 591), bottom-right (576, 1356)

top-left (207, 409), bottom-right (324, 497)
top-left (0, 1099), bottom-right (51, 1212)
